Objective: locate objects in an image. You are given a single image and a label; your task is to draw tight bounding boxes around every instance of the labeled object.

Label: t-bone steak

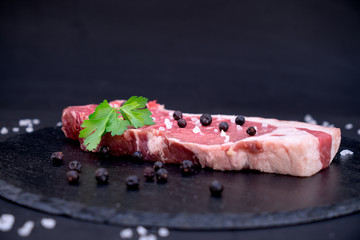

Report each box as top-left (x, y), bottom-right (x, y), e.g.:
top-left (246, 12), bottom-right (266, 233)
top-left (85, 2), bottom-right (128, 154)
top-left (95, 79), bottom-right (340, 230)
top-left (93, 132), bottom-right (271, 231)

top-left (61, 100), bottom-right (341, 177)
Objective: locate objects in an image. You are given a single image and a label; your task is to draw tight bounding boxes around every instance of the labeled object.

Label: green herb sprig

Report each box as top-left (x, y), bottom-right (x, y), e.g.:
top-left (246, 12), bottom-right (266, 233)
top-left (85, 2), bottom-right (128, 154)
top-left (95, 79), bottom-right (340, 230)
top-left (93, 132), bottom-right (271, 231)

top-left (79, 96), bottom-right (155, 151)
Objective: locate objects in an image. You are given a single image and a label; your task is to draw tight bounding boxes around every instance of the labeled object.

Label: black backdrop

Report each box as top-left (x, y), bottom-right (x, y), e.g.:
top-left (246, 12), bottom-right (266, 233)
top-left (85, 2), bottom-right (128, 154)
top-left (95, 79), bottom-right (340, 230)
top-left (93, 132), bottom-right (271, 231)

top-left (1, 1), bottom-right (360, 240)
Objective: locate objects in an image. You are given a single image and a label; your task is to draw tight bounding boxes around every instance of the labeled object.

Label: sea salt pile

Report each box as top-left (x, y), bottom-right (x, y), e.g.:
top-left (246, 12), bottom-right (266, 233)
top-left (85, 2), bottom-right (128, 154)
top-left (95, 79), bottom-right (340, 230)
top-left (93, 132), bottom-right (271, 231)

top-left (0, 214), bottom-right (15, 232)
top-left (345, 123), bottom-right (353, 130)
top-left (304, 114), bottom-right (317, 125)
top-left (120, 228), bottom-right (133, 239)
top-left (40, 218), bottom-right (56, 229)
top-left (17, 220), bottom-right (34, 237)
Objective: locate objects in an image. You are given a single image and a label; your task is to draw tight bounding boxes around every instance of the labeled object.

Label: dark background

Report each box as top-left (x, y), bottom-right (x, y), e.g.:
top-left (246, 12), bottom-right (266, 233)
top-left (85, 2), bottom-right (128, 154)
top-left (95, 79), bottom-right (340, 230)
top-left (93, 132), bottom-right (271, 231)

top-left (0, 0), bottom-right (360, 239)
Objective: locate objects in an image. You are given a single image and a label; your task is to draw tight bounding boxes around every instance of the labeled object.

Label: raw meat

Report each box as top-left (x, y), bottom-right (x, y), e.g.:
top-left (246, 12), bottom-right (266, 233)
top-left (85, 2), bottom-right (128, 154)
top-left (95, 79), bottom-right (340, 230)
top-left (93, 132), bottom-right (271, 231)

top-left (62, 100), bottom-right (341, 177)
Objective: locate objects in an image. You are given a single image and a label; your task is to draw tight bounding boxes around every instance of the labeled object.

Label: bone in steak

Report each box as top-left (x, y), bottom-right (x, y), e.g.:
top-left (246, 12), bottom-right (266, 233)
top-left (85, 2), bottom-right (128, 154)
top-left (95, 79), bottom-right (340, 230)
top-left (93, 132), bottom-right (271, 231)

top-left (61, 100), bottom-right (341, 177)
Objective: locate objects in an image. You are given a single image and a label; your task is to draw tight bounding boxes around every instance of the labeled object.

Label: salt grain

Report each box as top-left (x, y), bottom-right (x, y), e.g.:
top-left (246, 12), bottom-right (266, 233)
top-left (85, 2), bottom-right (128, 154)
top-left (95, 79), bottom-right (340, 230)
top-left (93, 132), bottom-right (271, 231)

top-left (56, 122), bottom-right (63, 127)
top-left (340, 149), bottom-right (353, 156)
top-left (40, 218), bottom-right (56, 229)
top-left (304, 114), bottom-right (313, 123)
top-left (158, 127), bottom-right (165, 131)
top-left (136, 226), bottom-right (148, 235)
top-left (220, 130), bottom-right (226, 137)
top-left (25, 127), bottom-right (34, 133)
top-left (214, 129), bottom-right (219, 133)
top-left (357, 129), bottom-right (360, 135)
top-left (1, 127), bottom-right (8, 135)
top-left (152, 117), bottom-right (156, 121)
top-left (12, 127), bottom-right (20, 132)
top-left (193, 126), bottom-right (201, 134)
top-left (224, 135), bottom-right (230, 143)
top-left (0, 214), bottom-right (15, 232)
top-left (322, 121), bottom-right (330, 127)
top-left (120, 228), bottom-right (133, 239)
top-left (158, 227), bottom-right (170, 237)
top-left (17, 221), bottom-right (34, 237)
top-left (19, 119), bottom-right (32, 127)
top-left (345, 123), bottom-right (353, 130)
top-left (261, 123), bottom-right (268, 128)
top-left (32, 119), bottom-right (40, 125)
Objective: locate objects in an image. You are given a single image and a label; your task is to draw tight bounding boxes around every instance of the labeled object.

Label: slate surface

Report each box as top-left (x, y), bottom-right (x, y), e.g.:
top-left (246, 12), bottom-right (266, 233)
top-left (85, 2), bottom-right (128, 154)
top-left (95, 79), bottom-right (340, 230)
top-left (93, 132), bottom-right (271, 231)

top-left (0, 127), bottom-right (359, 230)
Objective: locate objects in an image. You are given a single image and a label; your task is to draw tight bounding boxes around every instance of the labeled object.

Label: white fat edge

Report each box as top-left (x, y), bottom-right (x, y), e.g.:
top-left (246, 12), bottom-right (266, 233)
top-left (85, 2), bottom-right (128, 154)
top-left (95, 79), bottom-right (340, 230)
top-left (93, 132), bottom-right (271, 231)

top-left (164, 118), bottom-right (173, 129)
top-left (147, 133), bottom-right (167, 160)
top-left (134, 131), bottom-right (140, 151)
top-left (230, 116), bottom-right (236, 123)
top-left (0, 214), bottom-right (15, 232)
top-left (17, 221), bottom-right (35, 237)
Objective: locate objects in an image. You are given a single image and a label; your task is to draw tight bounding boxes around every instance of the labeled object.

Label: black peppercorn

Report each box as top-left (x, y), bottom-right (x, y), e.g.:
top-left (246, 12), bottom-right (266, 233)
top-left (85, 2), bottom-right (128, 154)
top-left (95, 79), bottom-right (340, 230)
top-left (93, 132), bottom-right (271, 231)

top-left (156, 168), bottom-right (168, 183)
top-left (66, 170), bottom-right (79, 184)
top-left (218, 122), bottom-right (229, 132)
top-left (143, 167), bottom-right (155, 182)
top-left (177, 118), bottom-right (187, 128)
top-left (180, 160), bottom-right (194, 175)
top-left (51, 152), bottom-right (63, 165)
top-left (246, 126), bottom-right (256, 136)
top-left (209, 180), bottom-right (223, 197)
top-left (200, 113), bottom-right (212, 126)
top-left (125, 175), bottom-right (139, 189)
top-left (68, 160), bottom-right (82, 172)
top-left (95, 168), bottom-right (109, 183)
top-left (235, 115), bottom-right (245, 126)
top-left (173, 111), bottom-right (183, 120)
top-left (153, 161), bottom-right (164, 171)
top-left (99, 146), bottom-right (110, 157)
top-left (132, 151), bottom-right (143, 161)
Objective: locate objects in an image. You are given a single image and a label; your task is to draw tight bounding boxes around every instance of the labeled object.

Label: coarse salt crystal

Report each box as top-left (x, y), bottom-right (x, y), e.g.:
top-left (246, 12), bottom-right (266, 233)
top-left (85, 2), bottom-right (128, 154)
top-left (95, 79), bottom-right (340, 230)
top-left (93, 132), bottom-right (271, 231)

top-left (236, 125), bottom-right (242, 130)
top-left (158, 127), bottom-right (165, 131)
top-left (56, 122), bottom-right (62, 127)
top-left (358, 129), bottom-right (360, 136)
top-left (224, 135), bottom-right (230, 143)
top-left (193, 126), bottom-right (201, 134)
top-left (25, 127), bottom-right (33, 133)
top-left (158, 227), bottom-right (170, 237)
top-left (136, 226), bottom-right (148, 235)
top-left (139, 234), bottom-right (157, 240)
top-left (0, 214), bottom-right (15, 232)
top-left (340, 149), bottom-right (353, 156)
top-left (1, 127), bottom-right (8, 135)
top-left (214, 129), bottom-right (219, 133)
top-left (322, 121), bottom-right (330, 127)
top-left (32, 119), bottom-right (40, 125)
top-left (40, 218), bottom-right (56, 229)
top-left (19, 119), bottom-right (32, 127)
top-left (17, 221), bottom-right (34, 237)
top-left (152, 117), bottom-right (156, 121)
top-left (345, 123), bottom-right (353, 130)
top-left (262, 123), bottom-right (268, 128)
top-left (304, 114), bottom-right (313, 123)
top-left (12, 127), bottom-right (20, 132)
top-left (120, 228), bottom-right (133, 239)
top-left (309, 119), bottom-right (317, 125)
top-left (220, 130), bottom-right (226, 137)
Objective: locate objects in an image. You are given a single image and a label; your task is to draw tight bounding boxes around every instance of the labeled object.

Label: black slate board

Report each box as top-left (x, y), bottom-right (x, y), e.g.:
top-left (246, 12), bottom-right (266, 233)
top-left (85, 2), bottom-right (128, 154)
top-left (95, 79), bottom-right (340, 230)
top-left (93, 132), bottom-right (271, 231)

top-left (0, 127), bottom-right (359, 230)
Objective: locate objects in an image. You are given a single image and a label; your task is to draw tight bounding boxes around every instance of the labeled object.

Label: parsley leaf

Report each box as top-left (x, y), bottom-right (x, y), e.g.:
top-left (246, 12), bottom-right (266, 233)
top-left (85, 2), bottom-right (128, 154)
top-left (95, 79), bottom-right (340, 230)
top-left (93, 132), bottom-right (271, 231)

top-left (79, 97), bottom-right (155, 151)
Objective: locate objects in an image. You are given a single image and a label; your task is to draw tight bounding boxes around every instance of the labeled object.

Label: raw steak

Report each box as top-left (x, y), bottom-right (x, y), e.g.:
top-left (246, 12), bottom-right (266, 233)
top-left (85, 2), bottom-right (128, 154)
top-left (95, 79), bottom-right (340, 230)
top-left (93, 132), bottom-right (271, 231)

top-left (62, 100), bottom-right (341, 177)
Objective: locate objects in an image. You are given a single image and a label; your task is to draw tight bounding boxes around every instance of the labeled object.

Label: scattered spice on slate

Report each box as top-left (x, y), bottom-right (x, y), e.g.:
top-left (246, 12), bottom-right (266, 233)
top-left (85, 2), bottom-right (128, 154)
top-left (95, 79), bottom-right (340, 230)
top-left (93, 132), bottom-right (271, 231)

top-left (153, 161), bottom-right (164, 171)
top-left (209, 180), bottom-right (223, 197)
top-left (125, 175), bottom-right (139, 189)
top-left (66, 170), bottom-right (79, 184)
top-left (246, 126), bottom-right (256, 136)
top-left (156, 168), bottom-right (169, 183)
top-left (218, 122), bottom-right (229, 132)
top-left (173, 110), bottom-right (183, 120)
top-left (132, 151), bottom-right (143, 161)
top-left (143, 167), bottom-right (155, 182)
top-left (177, 118), bottom-right (187, 128)
top-left (200, 113), bottom-right (212, 126)
top-left (95, 168), bottom-right (109, 183)
top-left (51, 152), bottom-right (63, 165)
top-left (235, 115), bottom-right (245, 126)
top-left (68, 160), bottom-right (82, 172)
top-left (180, 160), bottom-right (195, 175)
